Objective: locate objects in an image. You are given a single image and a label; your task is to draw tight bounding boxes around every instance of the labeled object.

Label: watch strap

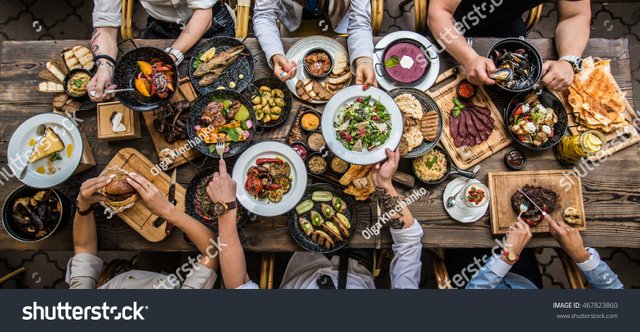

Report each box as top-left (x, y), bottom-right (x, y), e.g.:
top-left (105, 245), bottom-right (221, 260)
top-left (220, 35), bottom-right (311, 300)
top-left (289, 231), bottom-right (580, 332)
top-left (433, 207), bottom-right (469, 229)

top-left (165, 47), bottom-right (184, 65)
top-left (226, 201), bottom-right (237, 211)
top-left (94, 54), bottom-right (116, 66)
top-left (559, 55), bottom-right (583, 73)
top-left (76, 200), bottom-right (94, 216)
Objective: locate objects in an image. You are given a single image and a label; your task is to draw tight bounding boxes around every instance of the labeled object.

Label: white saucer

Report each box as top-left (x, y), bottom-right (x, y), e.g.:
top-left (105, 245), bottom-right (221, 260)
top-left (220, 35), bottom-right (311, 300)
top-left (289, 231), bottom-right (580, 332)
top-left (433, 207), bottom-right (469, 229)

top-left (443, 177), bottom-right (489, 223)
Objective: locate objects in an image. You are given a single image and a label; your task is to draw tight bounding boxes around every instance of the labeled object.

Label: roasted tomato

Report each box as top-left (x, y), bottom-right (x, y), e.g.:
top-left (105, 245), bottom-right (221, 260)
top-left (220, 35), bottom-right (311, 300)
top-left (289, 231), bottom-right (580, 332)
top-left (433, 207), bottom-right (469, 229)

top-left (245, 176), bottom-right (263, 196)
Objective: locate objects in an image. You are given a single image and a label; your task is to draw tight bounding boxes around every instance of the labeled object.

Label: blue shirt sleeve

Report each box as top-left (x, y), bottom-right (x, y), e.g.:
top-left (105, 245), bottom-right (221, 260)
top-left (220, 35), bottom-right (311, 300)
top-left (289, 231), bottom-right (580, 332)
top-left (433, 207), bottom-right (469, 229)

top-left (577, 248), bottom-right (624, 289)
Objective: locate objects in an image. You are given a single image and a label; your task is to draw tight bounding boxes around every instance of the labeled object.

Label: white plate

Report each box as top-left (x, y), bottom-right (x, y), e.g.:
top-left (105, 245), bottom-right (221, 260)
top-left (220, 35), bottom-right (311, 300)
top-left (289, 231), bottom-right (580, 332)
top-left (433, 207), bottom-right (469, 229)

top-left (321, 85), bottom-right (403, 165)
top-left (373, 31), bottom-right (440, 91)
top-left (285, 36), bottom-right (351, 104)
top-left (232, 142), bottom-right (307, 217)
top-left (7, 113), bottom-right (83, 189)
top-left (443, 177), bottom-right (489, 223)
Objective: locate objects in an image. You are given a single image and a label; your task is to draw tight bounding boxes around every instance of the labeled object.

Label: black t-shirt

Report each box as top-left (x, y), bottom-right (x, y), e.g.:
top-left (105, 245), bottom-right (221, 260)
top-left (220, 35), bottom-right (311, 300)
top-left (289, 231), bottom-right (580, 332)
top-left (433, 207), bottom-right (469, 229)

top-left (453, 0), bottom-right (545, 37)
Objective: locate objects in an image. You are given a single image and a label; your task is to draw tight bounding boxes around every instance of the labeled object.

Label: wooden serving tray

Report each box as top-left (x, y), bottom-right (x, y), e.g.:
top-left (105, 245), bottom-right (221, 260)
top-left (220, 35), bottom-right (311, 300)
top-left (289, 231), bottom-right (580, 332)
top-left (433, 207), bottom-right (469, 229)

top-left (101, 148), bottom-right (186, 242)
top-left (552, 85), bottom-right (640, 163)
top-left (141, 77), bottom-right (200, 169)
top-left (488, 170), bottom-right (586, 235)
top-left (426, 67), bottom-right (512, 169)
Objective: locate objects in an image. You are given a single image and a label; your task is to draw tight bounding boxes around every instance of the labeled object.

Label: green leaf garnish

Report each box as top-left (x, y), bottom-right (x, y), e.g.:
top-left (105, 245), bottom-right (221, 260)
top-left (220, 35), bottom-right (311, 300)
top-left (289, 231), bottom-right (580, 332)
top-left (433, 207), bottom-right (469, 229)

top-left (384, 55), bottom-right (400, 68)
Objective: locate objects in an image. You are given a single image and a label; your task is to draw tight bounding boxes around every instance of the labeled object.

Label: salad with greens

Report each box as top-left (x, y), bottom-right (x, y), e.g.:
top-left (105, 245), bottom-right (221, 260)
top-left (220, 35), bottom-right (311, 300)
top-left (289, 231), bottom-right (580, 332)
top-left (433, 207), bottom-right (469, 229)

top-left (334, 96), bottom-right (391, 151)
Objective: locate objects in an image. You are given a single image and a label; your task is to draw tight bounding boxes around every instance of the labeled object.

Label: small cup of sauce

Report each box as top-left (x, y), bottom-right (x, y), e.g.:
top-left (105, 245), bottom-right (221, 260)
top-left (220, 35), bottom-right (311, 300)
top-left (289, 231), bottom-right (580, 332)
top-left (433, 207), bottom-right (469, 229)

top-left (504, 147), bottom-right (527, 170)
top-left (456, 79), bottom-right (477, 100)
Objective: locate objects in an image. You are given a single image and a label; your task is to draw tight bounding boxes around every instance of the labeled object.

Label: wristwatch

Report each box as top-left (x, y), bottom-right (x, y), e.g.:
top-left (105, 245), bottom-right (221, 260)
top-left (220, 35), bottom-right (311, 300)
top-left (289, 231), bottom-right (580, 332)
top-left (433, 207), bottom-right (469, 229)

top-left (559, 55), bottom-right (584, 73)
top-left (212, 201), bottom-right (237, 217)
top-left (502, 250), bottom-right (519, 263)
top-left (165, 47), bottom-right (184, 65)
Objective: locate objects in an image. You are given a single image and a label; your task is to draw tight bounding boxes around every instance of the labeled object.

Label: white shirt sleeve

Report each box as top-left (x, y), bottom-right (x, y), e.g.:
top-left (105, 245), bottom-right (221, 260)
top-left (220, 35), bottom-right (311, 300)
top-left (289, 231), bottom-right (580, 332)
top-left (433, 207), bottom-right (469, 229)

top-left (346, 0), bottom-right (374, 64)
top-left (236, 281), bottom-right (260, 289)
top-left (181, 262), bottom-right (218, 289)
top-left (92, 0), bottom-right (122, 27)
top-left (187, 0), bottom-right (216, 10)
top-left (252, 0), bottom-right (285, 68)
top-left (65, 253), bottom-right (104, 289)
top-left (389, 221), bottom-right (423, 289)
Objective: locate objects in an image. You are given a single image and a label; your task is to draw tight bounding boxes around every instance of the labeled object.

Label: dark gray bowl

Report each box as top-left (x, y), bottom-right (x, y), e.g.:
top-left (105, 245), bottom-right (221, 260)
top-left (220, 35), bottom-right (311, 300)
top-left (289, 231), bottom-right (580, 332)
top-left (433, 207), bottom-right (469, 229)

top-left (113, 47), bottom-right (178, 112)
top-left (186, 89), bottom-right (256, 158)
top-left (189, 36), bottom-right (254, 95)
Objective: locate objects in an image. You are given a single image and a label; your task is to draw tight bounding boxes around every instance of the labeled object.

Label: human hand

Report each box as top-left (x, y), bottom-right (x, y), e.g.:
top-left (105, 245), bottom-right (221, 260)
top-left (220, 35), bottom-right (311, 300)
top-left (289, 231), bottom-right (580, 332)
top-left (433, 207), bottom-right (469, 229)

top-left (372, 148), bottom-right (399, 189)
top-left (126, 173), bottom-right (174, 219)
top-left (502, 218), bottom-right (533, 264)
top-left (206, 159), bottom-right (237, 203)
top-left (272, 54), bottom-right (296, 82)
top-left (87, 64), bottom-right (116, 102)
top-left (541, 60), bottom-right (574, 91)
top-left (545, 215), bottom-right (590, 263)
top-left (354, 57), bottom-right (377, 90)
top-left (462, 54), bottom-right (496, 86)
top-left (78, 175), bottom-right (113, 209)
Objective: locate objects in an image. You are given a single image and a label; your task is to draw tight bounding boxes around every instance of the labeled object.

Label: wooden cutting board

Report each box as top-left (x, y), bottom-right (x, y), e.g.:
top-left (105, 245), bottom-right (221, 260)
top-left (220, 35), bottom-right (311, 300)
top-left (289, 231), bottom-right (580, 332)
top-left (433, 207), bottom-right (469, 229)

top-left (488, 170), bottom-right (586, 235)
top-left (141, 77), bottom-right (200, 169)
top-left (426, 67), bottom-right (512, 169)
top-left (552, 79), bottom-right (640, 162)
top-left (101, 148), bottom-right (186, 242)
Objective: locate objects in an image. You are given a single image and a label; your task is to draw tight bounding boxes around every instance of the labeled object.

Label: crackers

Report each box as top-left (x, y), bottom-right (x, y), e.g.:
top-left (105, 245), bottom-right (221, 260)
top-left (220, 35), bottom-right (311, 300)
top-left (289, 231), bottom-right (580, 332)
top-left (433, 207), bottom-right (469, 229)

top-left (340, 165), bottom-right (375, 201)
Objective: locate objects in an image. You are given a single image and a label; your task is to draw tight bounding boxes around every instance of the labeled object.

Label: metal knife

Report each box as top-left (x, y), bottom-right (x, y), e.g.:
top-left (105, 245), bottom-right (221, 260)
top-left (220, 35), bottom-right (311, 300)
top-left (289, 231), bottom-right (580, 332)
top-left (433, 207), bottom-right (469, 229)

top-left (164, 169), bottom-right (177, 234)
top-left (517, 188), bottom-right (549, 218)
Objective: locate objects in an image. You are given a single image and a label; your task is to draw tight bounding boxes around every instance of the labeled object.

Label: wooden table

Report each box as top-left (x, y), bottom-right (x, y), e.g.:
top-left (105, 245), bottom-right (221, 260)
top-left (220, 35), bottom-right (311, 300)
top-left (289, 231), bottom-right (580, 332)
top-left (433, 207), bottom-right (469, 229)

top-left (1, 37), bottom-right (639, 252)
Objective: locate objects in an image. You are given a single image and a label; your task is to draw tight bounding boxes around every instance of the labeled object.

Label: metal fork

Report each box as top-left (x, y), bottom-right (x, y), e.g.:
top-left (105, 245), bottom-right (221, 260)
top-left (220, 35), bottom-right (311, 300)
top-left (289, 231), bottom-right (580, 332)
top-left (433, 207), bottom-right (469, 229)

top-left (517, 201), bottom-right (529, 219)
top-left (215, 141), bottom-right (225, 159)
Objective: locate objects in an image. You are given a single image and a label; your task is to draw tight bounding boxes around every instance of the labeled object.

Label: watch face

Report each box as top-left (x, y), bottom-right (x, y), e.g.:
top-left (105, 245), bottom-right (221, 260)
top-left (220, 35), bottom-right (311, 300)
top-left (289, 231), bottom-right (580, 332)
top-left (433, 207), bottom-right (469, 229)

top-left (508, 252), bottom-right (517, 261)
top-left (213, 203), bottom-right (226, 216)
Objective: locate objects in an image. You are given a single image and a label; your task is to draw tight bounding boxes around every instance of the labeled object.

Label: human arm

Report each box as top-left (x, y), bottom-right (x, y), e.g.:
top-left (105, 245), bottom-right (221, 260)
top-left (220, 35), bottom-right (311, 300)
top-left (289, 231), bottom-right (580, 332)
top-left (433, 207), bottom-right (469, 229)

top-left (540, 0), bottom-right (591, 91)
top-left (169, 1), bottom-right (216, 58)
top-left (126, 173), bottom-right (218, 271)
top-left (427, 0), bottom-right (496, 85)
top-left (348, 0), bottom-right (376, 88)
top-left (546, 216), bottom-right (623, 289)
top-left (466, 219), bottom-right (532, 289)
top-left (371, 148), bottom-right (422, 288)
top-left (206, 159), bottom-right (251, 289)
top-left (252, 0), bottom-right (296, 81)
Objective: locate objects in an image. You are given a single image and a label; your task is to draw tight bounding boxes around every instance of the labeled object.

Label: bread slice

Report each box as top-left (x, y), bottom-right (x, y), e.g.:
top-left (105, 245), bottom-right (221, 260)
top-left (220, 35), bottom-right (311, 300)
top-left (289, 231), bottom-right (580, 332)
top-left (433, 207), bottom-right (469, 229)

top-left (62, 48), bottom-right (81, 70)
top-left (312, 81), bottom-right (332, 100)
top-left (332, 52), bottom-right (348, 76)
top-left (37, 81), bottom-right (64, 93)
top-left (73, 46), bottom-right (94, 70)
top-left (46, 61), bottom-right (66, 82)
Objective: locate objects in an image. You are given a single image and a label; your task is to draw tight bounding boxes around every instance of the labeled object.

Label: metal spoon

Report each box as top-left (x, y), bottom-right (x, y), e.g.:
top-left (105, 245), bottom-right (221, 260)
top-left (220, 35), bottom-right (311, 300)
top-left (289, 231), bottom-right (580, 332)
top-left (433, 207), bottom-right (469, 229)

top-left (446, 165), bottom-right (481, 208)
top-left (89, 88), bottom-right (134, 97)
top-left (19, 125), bottom-right (47, 179)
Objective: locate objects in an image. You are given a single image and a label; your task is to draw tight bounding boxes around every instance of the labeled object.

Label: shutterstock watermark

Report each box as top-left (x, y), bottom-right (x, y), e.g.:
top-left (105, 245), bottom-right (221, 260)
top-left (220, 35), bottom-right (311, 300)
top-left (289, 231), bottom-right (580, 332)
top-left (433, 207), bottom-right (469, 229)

top-left (361, 188), bottom-right (427, 239)
top-left (22, 301), bottom-right (148, 321)
top-left (441, 235), bottom-right (510, 289)
top-left (150, 124), bottom-right (216, 175)
top-left (153, 236), bottom-right (227, 289)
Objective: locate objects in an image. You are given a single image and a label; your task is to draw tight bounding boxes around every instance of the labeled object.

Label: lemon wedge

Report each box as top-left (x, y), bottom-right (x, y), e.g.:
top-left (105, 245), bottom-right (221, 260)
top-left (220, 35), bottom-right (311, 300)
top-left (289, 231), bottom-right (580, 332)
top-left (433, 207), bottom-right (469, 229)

top-left (200, 47), bottom-right (216, 62)
top-left (584, 132), bottom-right (603, 152)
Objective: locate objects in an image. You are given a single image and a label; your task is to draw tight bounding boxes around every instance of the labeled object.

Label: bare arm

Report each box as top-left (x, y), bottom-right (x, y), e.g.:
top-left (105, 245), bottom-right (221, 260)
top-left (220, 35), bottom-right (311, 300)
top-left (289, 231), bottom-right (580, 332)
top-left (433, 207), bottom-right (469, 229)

top-left (73, 176), bottom-right (113, 255)
top-left (555, 0), bottom-right (591, 57)
top-left (87, 27), bottom-right (118, 102)
top-left (427, 0), bottom-right (495, 85)
top-left (170, 8), bottom-right (213, 55)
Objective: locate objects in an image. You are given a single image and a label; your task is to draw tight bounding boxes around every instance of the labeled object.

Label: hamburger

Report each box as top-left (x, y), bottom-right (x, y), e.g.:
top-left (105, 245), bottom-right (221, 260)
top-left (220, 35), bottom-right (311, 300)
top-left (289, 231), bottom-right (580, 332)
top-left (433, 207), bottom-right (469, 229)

top-left (99, 169), bottom-right (138, 208)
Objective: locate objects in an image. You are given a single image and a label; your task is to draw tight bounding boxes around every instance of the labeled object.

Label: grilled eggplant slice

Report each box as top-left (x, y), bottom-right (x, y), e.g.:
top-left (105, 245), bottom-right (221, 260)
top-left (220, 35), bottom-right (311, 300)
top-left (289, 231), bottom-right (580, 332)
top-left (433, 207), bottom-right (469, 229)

top-left (311, 230), bottom-right (334, 249)
top-left (299, 217), bottom-right (313, 236)
top-left (310, 210), bottom-right (324, 227)
top-left (320, 203), bottom-right (335, 219)
top-left (332, 197), bottom-right (347, 213)
top-left (322, 221), bottom-right (343, 241)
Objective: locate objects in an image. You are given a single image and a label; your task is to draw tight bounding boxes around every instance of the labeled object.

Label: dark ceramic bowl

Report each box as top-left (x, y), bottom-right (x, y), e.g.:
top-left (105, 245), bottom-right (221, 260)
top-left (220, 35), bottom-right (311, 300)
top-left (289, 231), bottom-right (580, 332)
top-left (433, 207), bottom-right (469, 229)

top-left (186, 89), bottom-right (256, 158)
top-left (412, 146), bottom-right (476, 185)
top-left (303, 48), bottom-right (334, 79)
top-left (247, 78), bottom-right (292, 129)
top-left (377, 38), bottom-right (430, 85)
top-left (306, 152), bottom-right (328, 175)
top-left (299, 109), bottom-right (322, 133)
top-left (455, 79), bottom-right (477, 101)
top-left (504, 89), bottom-right (568, 151)
top-left (185, 167), bottom-right (251, 233)
top-left (387, 88), bottom-right (443, 158)
top-left (504, 147), bottom-right (528, 170)
top-left (288, 183), bottom-right (357, 254)
top-left (290, 141), bottom-right (310, 161)
top-left (113, 47), bottom-right (178, 112)
top-left (63, 68), bottom-right (92, 99)
top-left (2, 186), bottom-right (69, 243)
top-left (487, 38), bottom-right (542, 93)
top-left (189, 36), bottom-right (254, 95)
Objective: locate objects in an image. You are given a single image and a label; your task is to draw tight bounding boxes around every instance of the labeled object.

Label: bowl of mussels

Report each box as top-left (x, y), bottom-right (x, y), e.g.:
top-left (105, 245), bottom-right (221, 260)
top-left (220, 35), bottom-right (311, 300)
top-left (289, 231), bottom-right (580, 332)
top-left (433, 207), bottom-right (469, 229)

top-left (487, 38), bottom-right (542, 93)
top-left (2, 186), bottom-right (68, 242)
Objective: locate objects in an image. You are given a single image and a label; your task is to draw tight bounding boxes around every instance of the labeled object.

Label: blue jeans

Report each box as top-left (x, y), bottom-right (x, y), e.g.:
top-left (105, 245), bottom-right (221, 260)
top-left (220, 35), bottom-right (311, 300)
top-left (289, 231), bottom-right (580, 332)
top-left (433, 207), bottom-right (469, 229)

top-left (142, 5), bottom-right (235, 40)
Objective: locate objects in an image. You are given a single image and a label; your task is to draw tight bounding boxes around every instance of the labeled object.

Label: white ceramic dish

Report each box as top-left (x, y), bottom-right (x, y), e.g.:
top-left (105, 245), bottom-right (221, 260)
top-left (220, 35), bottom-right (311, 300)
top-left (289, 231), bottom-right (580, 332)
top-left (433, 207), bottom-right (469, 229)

top-left (442, 177), bottom-right (489, 223)
top-left (321, 85), bottom-right (403, 165)
top-left (7, 113), bottom-right (83, 188)
top-left (232, 141), bottom-right (307, 217)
